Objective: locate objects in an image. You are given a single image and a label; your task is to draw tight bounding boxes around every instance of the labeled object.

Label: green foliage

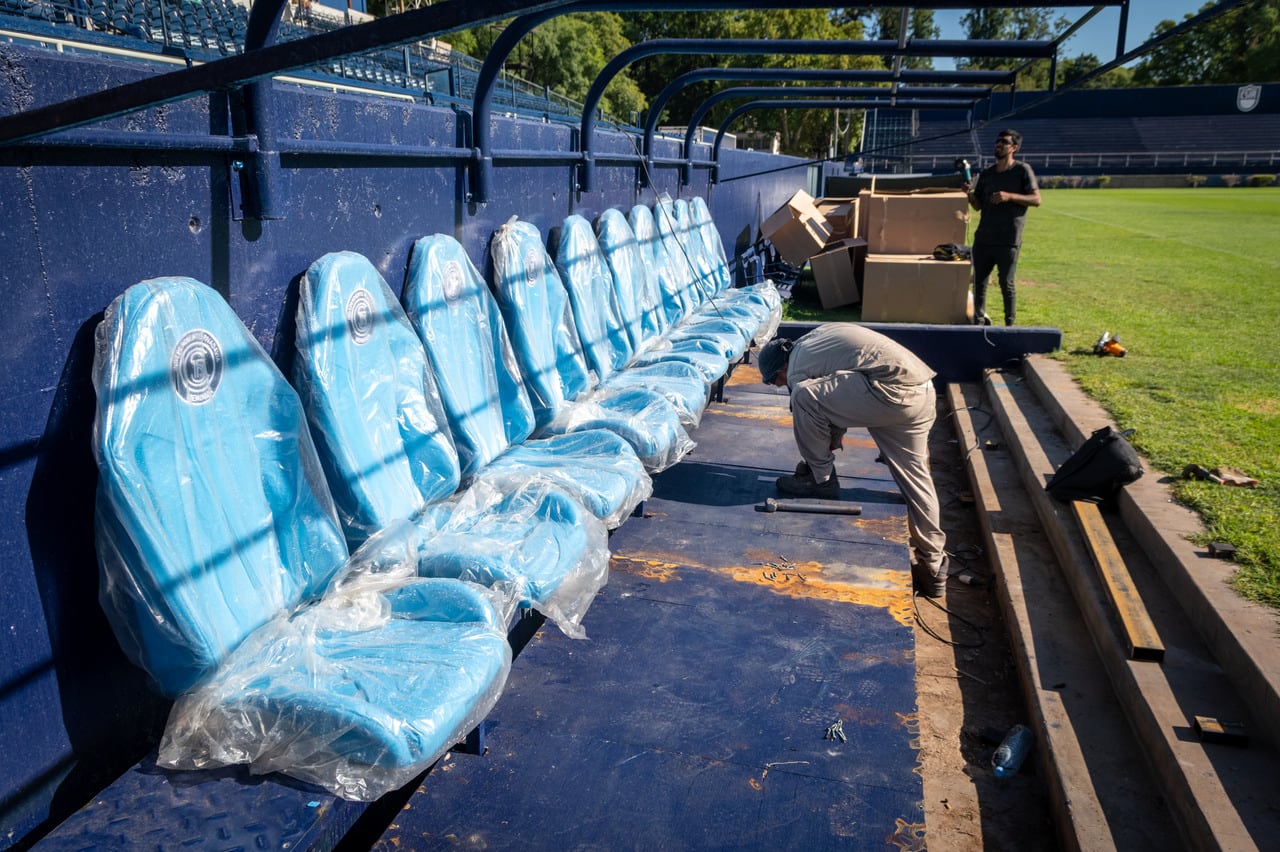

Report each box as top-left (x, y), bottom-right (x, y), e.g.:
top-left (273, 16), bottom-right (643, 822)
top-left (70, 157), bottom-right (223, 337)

top-left (448, 14), bottom-right (644, 118)
top-left (1249, 174), bottom-right (1277, 187)
top-left (958, 7), bottom-right (1068, 89)
top-left (1187, 175), bottom-right (1208, 187)
top-left (1017, 189), bottom-right (1280, 607)
top-left (1056, 53), bottom-right (1134, 89)
top-left (1133, 0), bottom-right (1280, 86)
top-left (861, 8), bottom-right (939, 70)
top-left (1094, 175), bottom-right (1111, 188)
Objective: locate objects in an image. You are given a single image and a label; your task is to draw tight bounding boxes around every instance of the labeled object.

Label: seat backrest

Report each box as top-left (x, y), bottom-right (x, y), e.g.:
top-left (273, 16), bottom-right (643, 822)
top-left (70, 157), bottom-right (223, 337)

top-left (553, 214), bottom-right (634, 384)
top-left (489, 218), bottom-right (594, 430)
top-left (596, 208), bottom-right (660, 352)
top-left (403, 234), bottom-right (537, 477)
top-left (294, 251), bottom-right (461, 545)
top-left (661, 196), bottom-right (717, 308)
top-left (690, 196), bottom-right (733, 293)
top-left (92, 277), bottom-right (348, 696)
top-left (628, 204), bottom-right (687, 328)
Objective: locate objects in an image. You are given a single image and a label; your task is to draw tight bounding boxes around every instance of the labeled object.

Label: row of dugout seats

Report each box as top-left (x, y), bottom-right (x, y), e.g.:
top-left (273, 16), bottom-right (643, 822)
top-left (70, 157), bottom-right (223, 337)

top-left (88, 196), bottom-right (782, 803)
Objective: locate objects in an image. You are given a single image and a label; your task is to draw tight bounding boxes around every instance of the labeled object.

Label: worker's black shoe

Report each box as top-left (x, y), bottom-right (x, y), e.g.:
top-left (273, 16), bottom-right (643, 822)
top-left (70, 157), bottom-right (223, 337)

top-left (912, 557), bottom-right (949, 598)
top-left (776, 470), bottom-right (840, 499)
top-left (793, 460), bottom-right (838, 478)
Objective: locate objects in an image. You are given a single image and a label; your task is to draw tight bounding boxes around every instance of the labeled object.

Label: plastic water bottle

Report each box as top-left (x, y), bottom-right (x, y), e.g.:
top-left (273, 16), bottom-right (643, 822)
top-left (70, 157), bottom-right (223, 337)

top-left (991, 724), bottom-right (1034, 779)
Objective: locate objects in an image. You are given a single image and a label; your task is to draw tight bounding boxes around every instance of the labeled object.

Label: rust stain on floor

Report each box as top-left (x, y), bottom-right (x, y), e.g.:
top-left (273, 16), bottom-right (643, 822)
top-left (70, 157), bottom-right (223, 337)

top-left (612, 548), bottom-right (914, 626)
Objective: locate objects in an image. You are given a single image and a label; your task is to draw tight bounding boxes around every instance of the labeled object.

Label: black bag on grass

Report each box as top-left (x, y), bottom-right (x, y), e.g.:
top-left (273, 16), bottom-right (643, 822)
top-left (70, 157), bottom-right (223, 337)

top-left (1045, 426), bottom-right (1144, 504)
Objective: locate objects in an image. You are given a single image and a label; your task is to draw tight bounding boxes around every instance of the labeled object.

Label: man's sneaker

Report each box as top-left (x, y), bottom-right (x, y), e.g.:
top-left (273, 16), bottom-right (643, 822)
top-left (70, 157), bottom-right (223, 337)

top-left (776, 470), bottom-right (840, 499)
top-left (913, 557), bottom-right (949, 598)
top-left (973, 312), bottom-right (992, 327)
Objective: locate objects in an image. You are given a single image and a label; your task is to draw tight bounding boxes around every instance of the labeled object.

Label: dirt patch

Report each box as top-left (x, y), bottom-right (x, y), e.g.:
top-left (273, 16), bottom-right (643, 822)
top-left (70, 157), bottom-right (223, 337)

top-left (912, 402), bottom-right (1059, 851)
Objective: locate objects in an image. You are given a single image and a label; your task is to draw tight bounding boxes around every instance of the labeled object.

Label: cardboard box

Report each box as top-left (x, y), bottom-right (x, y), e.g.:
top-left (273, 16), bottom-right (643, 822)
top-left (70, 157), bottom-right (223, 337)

top-left (809, 238), bottom-right (867, 309)
top-left (815, 197), bottom-right (860, 239)
top-left (862, 191), bottom-right (969, 255)
top-left (761, 190), bottom-right (832, 266)
top-left (860, 254), bottom-right (971, 324)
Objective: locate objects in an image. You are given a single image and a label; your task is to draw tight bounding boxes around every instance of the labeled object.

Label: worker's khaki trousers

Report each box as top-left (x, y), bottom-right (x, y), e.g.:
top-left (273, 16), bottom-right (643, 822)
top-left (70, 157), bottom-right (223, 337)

top-left (791, 372), bottom-right (945, 571)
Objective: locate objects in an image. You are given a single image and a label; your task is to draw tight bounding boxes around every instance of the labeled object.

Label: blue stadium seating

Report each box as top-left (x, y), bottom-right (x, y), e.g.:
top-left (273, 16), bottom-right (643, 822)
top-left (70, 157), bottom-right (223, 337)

top-left (487, 218), bottom-right (694, 473)
top-left (292, 251), bottom-right (610, 636)
top-left (91, 275), bottom-right (512, 801)
top-left (403, 233), bottom-right (651, 529)
top-left (596, 207), bottom-right (733, 383)
top-left (553, 213), bottom-right (711, 428)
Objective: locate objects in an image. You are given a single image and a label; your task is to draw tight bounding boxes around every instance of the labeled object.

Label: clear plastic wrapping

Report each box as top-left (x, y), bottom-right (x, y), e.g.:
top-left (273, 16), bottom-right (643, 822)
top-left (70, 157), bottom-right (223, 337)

top-left (93, 277), bottom-right (514, 801)
top-left (294, 251), bottom-right (611, 636)
top-left (156, 520), bottom-right (515, 801)
top-left (490, 217), bottom-right (694, 472)
top-left (405, 234), bottom-right (652, 528)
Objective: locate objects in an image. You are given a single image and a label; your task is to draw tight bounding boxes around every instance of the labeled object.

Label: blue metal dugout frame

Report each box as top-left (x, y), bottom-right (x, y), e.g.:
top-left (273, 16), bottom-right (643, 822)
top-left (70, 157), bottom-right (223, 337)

top-left (640, 66), bottom-right (1016, 181)
top-left (675, 84), bottom-right (993, 185)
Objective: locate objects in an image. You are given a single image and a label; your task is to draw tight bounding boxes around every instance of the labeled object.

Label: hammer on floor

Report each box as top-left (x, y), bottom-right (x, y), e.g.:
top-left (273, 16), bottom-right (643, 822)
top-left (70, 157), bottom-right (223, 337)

top-left (760, 498), bottom-right (862, 516)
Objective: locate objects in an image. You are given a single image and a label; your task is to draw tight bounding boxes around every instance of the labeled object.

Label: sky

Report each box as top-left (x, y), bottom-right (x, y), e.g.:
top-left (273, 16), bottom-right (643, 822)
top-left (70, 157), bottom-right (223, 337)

top-left (930, 2), bottom-right (1210, 69)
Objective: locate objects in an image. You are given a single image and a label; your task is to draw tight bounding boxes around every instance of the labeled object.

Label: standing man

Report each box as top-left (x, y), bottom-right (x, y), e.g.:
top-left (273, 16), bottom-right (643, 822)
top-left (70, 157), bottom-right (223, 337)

top-left (757, 325), bottom-right (948, 597)
top-left (966, 129), bottom-right (1041, 326)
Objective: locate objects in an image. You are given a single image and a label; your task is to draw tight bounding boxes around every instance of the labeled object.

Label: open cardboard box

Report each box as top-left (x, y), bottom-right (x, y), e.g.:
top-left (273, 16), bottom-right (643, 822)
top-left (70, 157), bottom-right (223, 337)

top-left (815, 197), bottom-right (860, 239)
top-left (809, 237), bottom-right (867, 309)
top-left (761, 189), bottom-right (832, 266)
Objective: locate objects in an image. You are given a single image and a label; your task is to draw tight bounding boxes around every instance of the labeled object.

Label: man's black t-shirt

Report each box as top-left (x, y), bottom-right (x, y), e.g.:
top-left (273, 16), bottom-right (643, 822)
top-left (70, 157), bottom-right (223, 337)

top-left (972, 161), bottom-right (1039, 247)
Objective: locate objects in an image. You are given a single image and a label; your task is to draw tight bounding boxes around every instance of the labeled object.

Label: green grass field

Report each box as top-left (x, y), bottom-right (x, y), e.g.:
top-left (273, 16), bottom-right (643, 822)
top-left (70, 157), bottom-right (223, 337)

top-left (787, 188), bottom-right (1280, 608)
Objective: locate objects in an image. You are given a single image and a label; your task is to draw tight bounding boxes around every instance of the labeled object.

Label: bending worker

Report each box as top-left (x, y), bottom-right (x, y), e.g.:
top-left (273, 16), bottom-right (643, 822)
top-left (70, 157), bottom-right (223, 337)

top-left (757, 324), bottom-right (948, 597)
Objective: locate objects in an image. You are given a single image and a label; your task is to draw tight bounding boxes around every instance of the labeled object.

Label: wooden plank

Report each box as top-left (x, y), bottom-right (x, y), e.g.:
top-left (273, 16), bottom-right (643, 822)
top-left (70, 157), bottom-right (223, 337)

top-left (1069, 500), bottom-right (1165, 662)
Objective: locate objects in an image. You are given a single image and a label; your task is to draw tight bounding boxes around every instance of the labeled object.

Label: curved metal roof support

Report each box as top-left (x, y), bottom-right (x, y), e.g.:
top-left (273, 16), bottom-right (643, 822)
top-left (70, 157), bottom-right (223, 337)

top-left (678, 85), bottom-right (991, 184)
top-left (708, 98), bottom-right (971, 184)
top-left (642, 67), bottom-right (1015, 175)
top-left (577, 37), bottom-right (1055, 192)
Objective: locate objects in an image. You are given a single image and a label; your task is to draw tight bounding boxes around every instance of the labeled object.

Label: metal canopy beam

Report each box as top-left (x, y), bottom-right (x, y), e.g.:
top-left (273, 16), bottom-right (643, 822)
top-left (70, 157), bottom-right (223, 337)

top-left (466, 1), bottom-right (1115, 200)
top-left (574, 36), bottom-right (1054, 193)
top-left (708, 97), bottom-right (971, 183)
top-left (643, 67), bottom-right (1016, 162)
top-left (676, 84), bottom-right (990, 184)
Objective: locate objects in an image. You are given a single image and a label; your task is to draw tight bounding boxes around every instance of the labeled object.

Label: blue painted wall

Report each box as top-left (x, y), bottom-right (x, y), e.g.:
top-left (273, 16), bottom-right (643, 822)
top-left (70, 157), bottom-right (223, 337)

top-left (0, 41), bottom-right (808, 847)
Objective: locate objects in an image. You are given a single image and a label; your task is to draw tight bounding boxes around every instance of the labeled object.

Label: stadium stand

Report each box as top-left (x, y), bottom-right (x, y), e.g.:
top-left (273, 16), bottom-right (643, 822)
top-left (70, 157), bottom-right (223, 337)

top-left (863, 83), bottom-right (1280, 177)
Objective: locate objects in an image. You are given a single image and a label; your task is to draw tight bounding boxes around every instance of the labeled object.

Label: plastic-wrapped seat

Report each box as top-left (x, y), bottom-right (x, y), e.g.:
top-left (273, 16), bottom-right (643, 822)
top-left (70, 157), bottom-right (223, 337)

top-left (653, 197), bottom-right (764, 344)
top-left (552, 214), bottom-right (711, 428)
top-left (488, 218), bottom-right (693, 472)
top-left (403, 234), bottom-right (651, 529)
top-left (596, 208), bottom-right (731, 383)
top-left (91, 276), bottom-right (512, 801)
top-left (293, 251), bottom-right (609, 635)
top-left (684, 197), bottom-right (783, 344)
top-left (630, 203), bottom-right (751, 362)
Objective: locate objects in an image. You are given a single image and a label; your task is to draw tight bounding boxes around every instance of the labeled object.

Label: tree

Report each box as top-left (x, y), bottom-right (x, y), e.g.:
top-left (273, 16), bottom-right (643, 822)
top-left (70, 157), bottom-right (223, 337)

top-left (1057, 53), bottom-right (1134, 89)
top-left (860, 7), bottom-right (940, 70)
top-left (449, 14), bottom-right (647, 119)
top-left (1133, 0), bottom-right (1280, 86)
top-left (959, 7), bottom-right (1068, 90)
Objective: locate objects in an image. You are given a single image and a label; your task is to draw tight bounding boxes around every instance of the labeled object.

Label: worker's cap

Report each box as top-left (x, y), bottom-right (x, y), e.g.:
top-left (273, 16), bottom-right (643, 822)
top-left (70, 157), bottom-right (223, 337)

top-left (757, 337), bottom-right (792, 385)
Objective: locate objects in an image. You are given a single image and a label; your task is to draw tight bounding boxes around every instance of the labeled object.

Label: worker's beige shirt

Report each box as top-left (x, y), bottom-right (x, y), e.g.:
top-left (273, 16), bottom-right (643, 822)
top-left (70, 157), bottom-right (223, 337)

top-left (786, 323), bottom-right (936, 392)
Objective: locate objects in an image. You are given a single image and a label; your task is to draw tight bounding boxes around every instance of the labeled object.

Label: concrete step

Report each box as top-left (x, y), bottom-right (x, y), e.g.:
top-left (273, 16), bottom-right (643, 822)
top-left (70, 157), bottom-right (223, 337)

top-left (1021, 355), bottom-right (1280, 757)
top-left (947, 383), bottom-right (1174, 852)
top-left (973, 365), bottom-right (1280, 851)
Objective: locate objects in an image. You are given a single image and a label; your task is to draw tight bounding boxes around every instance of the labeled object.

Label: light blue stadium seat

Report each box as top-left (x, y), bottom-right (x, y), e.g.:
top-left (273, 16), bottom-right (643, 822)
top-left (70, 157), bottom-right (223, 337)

top-left (596, 208), bottom-right (731, 383)
top-left (631, 204), bottom-right (751, 362)
top-left (686, 197), bottom-right (782, 344)
top-left (488, 218), bottom-right (693, 472)
top-left (293, 251), bottom-right (609, 635)
top-left (92, 276), bottom-right (511, 800)
top-left (403, 234), bottom-right (651, 529)
top-left (553, 214), bottom-right (710, 428)
top-left (654, 197), bottom-right (762, 345)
